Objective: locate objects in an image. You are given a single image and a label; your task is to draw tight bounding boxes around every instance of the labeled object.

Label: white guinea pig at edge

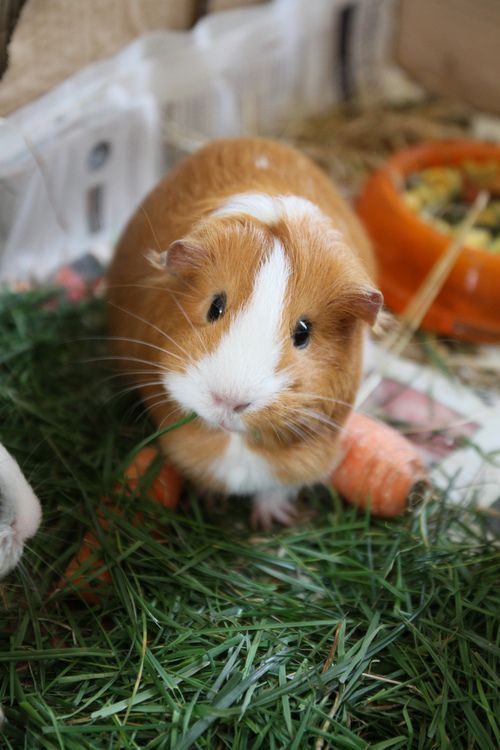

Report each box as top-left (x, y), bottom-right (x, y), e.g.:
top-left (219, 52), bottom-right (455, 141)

top-left (0, 442), bottom-right (42, 578)
top-left (106, 138), bottom-right (383, 528)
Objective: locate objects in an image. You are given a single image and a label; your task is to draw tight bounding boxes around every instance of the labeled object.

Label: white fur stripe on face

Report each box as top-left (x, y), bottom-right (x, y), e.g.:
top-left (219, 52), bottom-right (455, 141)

top-left (212, 193), bottom-right (325, 226)
top-left (165, 238), bottom-right (291, 429)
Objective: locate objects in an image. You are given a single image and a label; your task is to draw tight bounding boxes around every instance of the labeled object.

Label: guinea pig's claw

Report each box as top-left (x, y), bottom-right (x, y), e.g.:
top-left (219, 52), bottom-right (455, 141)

top-left (251, 491), bottom-right (298, 531)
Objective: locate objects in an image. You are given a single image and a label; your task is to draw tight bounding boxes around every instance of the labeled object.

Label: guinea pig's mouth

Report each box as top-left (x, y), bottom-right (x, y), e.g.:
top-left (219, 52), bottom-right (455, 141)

top-left (198, 407), bottom-right (247, 434)
top-left (164, 373), bottom-right (250, 433)
top-left (199, 392), bottom-right (251, 433)
top-left (174, 400), bottom-right (247, 434)
top-left (220, 418), bottom-right (246, 433)
top-left (208, 414), bottom-right (246, 433)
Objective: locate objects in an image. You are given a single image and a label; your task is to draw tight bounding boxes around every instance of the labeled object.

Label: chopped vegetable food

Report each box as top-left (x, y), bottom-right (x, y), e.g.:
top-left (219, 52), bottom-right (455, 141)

top-left (403, 160), bottom-right (500, 252)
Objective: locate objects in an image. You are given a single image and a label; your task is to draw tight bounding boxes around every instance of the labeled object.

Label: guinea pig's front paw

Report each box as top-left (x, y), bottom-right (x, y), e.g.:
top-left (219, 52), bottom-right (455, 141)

top-left (250, 489), bottom-right (298, 531)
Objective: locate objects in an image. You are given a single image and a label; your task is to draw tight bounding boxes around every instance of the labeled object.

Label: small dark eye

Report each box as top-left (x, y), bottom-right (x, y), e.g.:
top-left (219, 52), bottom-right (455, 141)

top-left (292, 318), bottom-right (311, 348)
top-left (207, 292), bottom-right (226, 322)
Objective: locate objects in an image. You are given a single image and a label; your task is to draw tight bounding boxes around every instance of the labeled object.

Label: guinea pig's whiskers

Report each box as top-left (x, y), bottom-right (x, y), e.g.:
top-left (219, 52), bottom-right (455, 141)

top-left (107, 301), bottom-right (192, 360)
top-left (112, 379), bottom-right (168, 399)
top-left (75, 333), bottom-right (182, 361)
top-left (174, 275), bottom-right (204, 298)
top-left (122, 397), bottom-right (153, 424)
top-left (292, 414), bottom-right (323, 440)
top-left (297, 408), bottom-right (359, 440)
top-left (298, 425), bottom-right (321, 443)
top-left (141, 392), bottom-right (169, 409)
top-left (261, 413), bottom-right (308, 444)
top-left (134, 391), bottom-right (175, 419)
top-left (166, 291), bottom-right (210, 358)
top-left (119, 385), bottom-right (166, 422)
top-left (293, 415), bottom-right (327, 442)
top-left (90, 335), bottom-right (184, 362)
top-left (107, 282), bottom-right (193, 300)
top-left (283, 420), bottom-right (309, 442)
top-left (138, 397), bottom-right (171, 421)
top-left (298, 408), bottom-right (344, 433)
top-left (141, 206), bottom-right (162, 255)
top-left (158, 404), bottom-right (185, 430)
top-left (137, 387), bottom-right (169, 402)
top-left (98, 368), bottom-right (171, 385)
top-left (86, 354), bottom-right (171, 372)
top-left (295, 391), bottom-right (375, 420)
top-left (266, 420), bottom-right (286, 445)
top-left (293, 391), bottom-right (354, 409)
top-left (96, 370), bottom-right (167, 409)
top-left (102, 379), bottom-right (167, 406)
top-left (130, 394), bottom-right (169, 423)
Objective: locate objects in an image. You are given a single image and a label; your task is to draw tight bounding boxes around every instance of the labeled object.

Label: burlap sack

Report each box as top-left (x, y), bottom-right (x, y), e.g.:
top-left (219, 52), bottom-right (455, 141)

top-left (0, 0), bottom-right (196, 115)
top-left (396, 0), bottom-right (500, 116)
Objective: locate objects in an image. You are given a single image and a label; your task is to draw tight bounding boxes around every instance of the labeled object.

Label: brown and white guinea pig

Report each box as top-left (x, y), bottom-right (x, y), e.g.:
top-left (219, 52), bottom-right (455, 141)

top-left (106, 138), bottom-right (382, 528)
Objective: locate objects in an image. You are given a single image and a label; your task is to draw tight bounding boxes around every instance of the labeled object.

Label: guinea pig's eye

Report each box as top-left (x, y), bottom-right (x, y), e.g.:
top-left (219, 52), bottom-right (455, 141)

top-left (292, 318), bottom-right (312, 349)
top-left (207, 292), bottom-right (227, 322)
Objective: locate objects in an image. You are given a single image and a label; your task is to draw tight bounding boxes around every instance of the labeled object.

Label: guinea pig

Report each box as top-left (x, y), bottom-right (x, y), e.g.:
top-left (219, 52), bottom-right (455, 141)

top-left (106, 138), bottom-right (382, 528)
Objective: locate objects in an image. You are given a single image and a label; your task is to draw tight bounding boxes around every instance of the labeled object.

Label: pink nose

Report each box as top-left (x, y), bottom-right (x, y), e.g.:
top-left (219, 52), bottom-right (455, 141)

top-left (211, 393), bottom-right (250, 414)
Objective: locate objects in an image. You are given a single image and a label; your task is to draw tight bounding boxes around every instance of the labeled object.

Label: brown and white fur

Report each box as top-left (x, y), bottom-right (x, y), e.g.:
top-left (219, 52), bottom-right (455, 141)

top-left (106, 138), bottom-right (382, 528)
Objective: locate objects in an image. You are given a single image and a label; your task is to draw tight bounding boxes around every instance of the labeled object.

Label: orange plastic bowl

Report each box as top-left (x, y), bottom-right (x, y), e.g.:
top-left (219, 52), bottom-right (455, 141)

top-left (357, 141), bottom-right (500, 343)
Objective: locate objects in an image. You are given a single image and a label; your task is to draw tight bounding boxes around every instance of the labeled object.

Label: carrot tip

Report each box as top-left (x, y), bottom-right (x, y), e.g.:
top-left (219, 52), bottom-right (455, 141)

top-left (331, 411), bottom-right (428, 517)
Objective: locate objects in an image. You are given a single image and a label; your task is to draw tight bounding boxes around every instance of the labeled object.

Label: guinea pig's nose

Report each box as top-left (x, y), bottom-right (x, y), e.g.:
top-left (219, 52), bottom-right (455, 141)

top-left (233, 401), bottom-right (251, 414)
top-left (211, 392), bottom-right (250, 413)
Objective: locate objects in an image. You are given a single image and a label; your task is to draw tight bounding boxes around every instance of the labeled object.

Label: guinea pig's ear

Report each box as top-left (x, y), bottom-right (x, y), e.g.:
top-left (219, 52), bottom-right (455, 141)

top-left (348, 286), bottom-right (384, 327)
top-left (146, 239), bottom-right (202, 272)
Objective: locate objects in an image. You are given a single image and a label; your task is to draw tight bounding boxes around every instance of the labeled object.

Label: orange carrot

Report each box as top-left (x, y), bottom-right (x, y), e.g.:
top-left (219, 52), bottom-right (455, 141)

top-left (61, 523), bottom-right (111, 605)
top-left (59, 448), bottom-right (182, 603)
top-left (331, 412), bottom-right (427, 517)
top-left (124, 447), bottom-right (182, 510)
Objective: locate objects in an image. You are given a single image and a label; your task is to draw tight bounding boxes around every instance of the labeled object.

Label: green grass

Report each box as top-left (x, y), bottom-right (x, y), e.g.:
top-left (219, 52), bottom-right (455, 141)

top-left (0, 290), bottom-right (499, 749)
